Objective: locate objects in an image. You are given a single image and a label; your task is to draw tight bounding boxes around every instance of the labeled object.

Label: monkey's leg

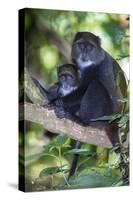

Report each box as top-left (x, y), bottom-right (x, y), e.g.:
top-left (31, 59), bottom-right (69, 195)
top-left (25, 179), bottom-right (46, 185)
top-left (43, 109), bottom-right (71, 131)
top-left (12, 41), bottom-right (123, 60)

top-left (68, 141), bottom-right (81, 180)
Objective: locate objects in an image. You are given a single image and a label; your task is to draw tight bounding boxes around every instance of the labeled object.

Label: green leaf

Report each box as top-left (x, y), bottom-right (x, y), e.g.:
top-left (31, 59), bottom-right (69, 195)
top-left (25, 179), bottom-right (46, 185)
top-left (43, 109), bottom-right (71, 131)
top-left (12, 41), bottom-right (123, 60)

top-left (109, 114), bottom-right (122, 123)
top-left (62, 161), bottom-right (122, 189)
top-left (67, 174), bottom-right (120, 188)
top-left (78, 166), bottom-right (120, 177)
top-left (118, 97), bottom-right (129, 103)
top-left (39, 166), bottom-right (61, 177)
top-left (90, 115), bottom-right (113, 121)
top-left (63, 144), bottom-right (71, 148)
top-left (118, 114), bottom-right (129, 128)
top-left (39, 165), bottom-right (68, 178)
top-left (65, 149), bottom-right (92, 156)
top-left (25, 152), bottom-right (57, 161)
top-left (90, 114), bottom-right (122, 122)
top-left (49, 145), bottom-right (57, 152)
top-left (55, 134), bottom-right (69, 146)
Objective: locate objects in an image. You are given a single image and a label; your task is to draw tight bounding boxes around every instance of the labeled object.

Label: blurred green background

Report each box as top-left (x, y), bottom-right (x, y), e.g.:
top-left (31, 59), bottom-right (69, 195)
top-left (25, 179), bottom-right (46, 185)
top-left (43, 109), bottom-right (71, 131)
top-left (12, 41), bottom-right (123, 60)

top-left (19, 8), bottom-right (129, 191)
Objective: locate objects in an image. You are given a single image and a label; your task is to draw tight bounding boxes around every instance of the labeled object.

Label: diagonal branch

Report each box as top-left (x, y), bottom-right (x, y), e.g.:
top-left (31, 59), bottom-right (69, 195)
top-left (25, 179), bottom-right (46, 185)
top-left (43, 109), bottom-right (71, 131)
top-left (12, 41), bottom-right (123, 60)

top-left (24, 68), bottom-right (47, 105)
top-left (21, 102), bottom-right (113, 148)
top-left (22, 70), bottom-right (128, 149)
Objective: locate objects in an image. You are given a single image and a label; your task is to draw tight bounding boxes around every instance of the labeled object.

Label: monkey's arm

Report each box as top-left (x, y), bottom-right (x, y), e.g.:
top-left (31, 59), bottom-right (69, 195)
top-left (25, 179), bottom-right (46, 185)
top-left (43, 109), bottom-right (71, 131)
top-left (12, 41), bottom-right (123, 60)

top-left (31, 76), bottom-right (49, 99)
top-left (53, 86), bottom-right (87, 121)
top-left (47, 84), bottom-right (59, 100)
top-left (54, 100), bottom-right (82, 124)
top-left (98, 52), bottom-right (118, 111)
top-left (54, 87), bottom-right (86, 109)
top-left (32, 76), bottom-right (58, 101)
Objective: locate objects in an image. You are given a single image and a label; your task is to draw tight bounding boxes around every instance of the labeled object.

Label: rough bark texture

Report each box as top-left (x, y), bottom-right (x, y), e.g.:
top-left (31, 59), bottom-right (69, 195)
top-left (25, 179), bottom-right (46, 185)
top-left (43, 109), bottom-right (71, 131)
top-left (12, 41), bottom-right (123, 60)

top-left (24, 69), bottom-right (47, 105)
top-left (21, 102), bottom-right (114, 148)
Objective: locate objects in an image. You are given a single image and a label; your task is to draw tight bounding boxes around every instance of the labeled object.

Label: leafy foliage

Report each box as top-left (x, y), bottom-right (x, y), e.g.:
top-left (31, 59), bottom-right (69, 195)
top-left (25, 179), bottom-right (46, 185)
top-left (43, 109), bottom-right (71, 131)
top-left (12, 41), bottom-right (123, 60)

top-left (39, 165), bottom-right (68, 177)
top-left (65, 148), bottom-right (92, 156)
top-left (67, 174), bottom-right (120, 189)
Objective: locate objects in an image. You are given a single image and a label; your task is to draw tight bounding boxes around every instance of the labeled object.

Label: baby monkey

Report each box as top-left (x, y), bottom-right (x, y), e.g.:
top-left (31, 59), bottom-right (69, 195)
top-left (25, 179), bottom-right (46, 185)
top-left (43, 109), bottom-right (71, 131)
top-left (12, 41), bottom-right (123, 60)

top-left (32, 63), bottom-right (79, 103)
top-left (32, 64), bottom-right (81, 181)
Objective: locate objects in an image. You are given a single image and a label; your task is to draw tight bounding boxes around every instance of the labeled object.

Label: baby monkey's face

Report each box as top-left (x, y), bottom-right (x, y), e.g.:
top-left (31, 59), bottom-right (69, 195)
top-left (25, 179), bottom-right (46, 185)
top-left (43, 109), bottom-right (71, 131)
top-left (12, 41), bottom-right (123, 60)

top-left (58, 73), bottom-right (78, 97)
top-left (57, 64), bottom-right (79, 97)
top-left (59, 74), bottom-right (77, 88)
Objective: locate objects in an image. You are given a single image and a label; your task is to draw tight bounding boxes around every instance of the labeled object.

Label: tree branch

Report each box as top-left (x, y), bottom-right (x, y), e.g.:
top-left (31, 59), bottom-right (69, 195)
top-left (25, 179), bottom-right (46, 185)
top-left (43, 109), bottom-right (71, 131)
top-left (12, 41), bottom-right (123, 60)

top-left (24, 68), bottom-right (47, 105)
top-left (23, 70), bottom-right (128, 149)
top-left (20, 102), bottom-right (114, 148)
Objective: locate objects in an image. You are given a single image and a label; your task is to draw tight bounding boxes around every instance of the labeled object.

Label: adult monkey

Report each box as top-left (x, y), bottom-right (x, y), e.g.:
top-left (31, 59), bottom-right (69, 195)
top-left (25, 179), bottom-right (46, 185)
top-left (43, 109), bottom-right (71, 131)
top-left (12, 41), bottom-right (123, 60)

top-left (55, 32), bottom-right (127, 123)
top-left (67, 79), bottom-right (115, 179)
top-left (54, 32), bottom-right (127, 178)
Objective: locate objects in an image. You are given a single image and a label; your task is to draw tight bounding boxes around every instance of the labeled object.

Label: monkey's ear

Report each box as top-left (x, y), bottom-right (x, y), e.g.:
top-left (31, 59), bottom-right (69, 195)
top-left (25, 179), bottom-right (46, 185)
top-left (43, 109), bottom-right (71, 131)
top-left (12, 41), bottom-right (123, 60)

top-left (73, 32), bottom-right (82, 42)
top-left (57, 66), bottom-right (61, 75)
top-left (57, 64), bottom-right (65, 75)
top-left (96, 36), bottom-right (101, 46)
top-left (57, 64), bottom-right (66, 75)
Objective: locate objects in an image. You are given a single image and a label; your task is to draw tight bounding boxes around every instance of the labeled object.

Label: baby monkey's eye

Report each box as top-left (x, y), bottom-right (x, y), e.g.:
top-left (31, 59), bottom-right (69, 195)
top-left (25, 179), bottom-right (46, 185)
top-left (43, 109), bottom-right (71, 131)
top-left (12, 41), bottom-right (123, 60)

top-left (67, 76), bottom-right (73, 80)
top-left (60, 75), bottom-right (66, 81)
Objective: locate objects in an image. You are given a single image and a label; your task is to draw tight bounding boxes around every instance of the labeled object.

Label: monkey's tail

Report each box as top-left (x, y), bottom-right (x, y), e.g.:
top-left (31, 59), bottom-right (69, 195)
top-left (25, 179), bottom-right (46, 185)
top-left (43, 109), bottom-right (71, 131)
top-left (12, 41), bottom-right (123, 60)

top-left (67, 141), bottom-right (81, 180)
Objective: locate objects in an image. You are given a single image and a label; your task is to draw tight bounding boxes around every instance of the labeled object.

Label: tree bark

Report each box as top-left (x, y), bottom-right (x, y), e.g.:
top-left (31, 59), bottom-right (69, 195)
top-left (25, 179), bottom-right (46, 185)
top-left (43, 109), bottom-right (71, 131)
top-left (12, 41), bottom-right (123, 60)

top-left (20, 102), bottom-right (114, 148)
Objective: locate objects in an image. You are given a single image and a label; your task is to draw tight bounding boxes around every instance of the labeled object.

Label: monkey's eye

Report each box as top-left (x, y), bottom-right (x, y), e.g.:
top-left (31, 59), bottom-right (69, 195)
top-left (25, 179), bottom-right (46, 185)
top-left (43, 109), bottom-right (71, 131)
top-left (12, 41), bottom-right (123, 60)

top-left (60, 75), bottom-right (66, 82)
top-left (79, 42), bottom-right (93, 49)
top-left (79, 43), bottom-right (86, 49)
top-left (67, 76), bottom-right (73, 81)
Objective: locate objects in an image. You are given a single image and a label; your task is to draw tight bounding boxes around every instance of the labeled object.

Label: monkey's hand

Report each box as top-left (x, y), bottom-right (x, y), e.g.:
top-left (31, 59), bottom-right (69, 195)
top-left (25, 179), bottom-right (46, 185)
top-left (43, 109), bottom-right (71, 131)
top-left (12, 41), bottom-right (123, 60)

top-left (53, 98), bottom-right (66, 119)
top-left (54, 98), bottom-right (64, 107)
top-left (42, 102), bottom-right (55, 110)
top-left (53, 99), bottom-right (81, 123)
top-left (54, 106), bottom-right (66, 119)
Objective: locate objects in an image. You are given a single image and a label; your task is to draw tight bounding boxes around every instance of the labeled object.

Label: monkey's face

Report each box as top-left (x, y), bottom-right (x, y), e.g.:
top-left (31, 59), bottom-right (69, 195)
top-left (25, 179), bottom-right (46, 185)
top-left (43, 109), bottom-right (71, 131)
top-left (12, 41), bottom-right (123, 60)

top-left (59, 74), bottom-right (77, 88)
top-left (58, 74), bottom-right (78, 97)
top-left (71, 32), bottom-right (105, 69)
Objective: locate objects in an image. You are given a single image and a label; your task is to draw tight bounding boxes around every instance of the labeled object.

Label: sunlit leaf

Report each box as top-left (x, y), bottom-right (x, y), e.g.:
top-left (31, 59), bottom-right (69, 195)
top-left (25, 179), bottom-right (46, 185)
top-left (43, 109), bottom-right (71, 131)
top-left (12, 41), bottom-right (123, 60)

top-left (109, 114), bottom-right (122, 123)
top-left (118, 114), bottom-right (129, 128)
top-left (39, 166), bottom-right (61, 177)
top-left (118, 97), bottom-right (129, 103)
top-left (39, 165), bottom-right (67, 177)
top-left (65, 149), bottom-right (92, 156)
top-left (25, 152), bottom-right (57, 161)
top-left (55, 134), bottom-right (69, 146)
top-left (90, 115), bottom-right (113, 121)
